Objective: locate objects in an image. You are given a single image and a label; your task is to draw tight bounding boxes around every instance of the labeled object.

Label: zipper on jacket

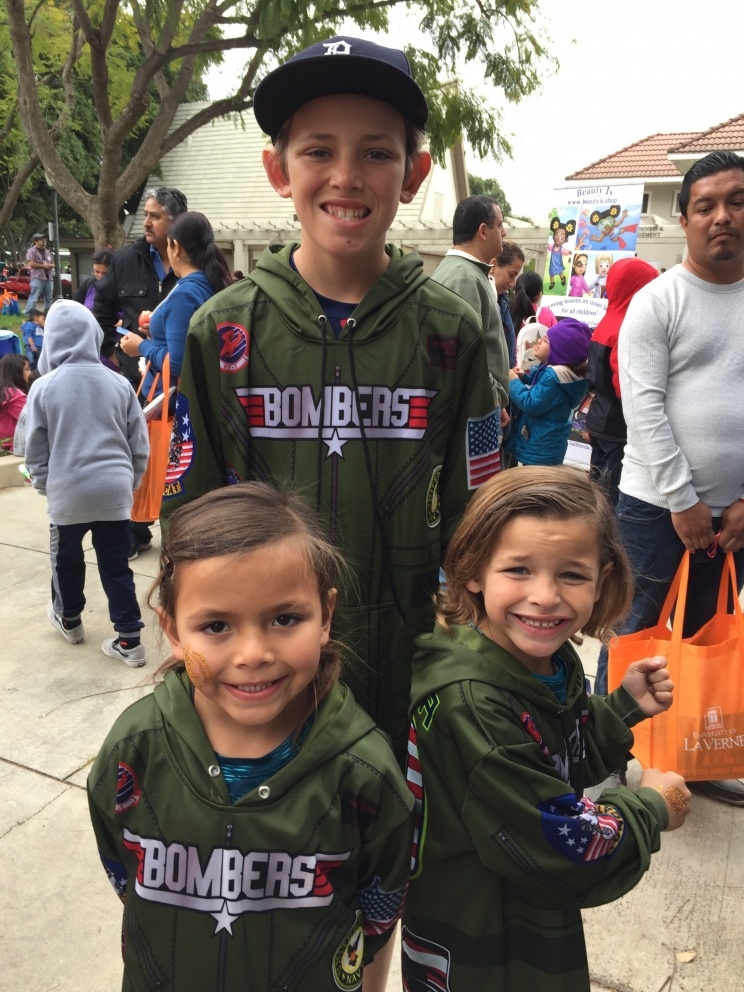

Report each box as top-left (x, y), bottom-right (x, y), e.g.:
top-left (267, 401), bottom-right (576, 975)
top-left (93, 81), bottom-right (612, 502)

top-left (496, 828), bottom-right (581, 904)
top-left (279, 899), bottom-right (347, 990)
top-left (128, 904), bottom-right (166, 988)
top-left (215, 824), bottom-right (233, 992)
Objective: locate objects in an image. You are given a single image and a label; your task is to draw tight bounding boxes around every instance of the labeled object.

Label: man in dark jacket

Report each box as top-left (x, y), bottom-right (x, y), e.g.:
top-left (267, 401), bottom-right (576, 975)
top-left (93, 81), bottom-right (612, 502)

top-left (93, 186), bottom-right (187, 384)
top-left (93, 186), bottom-right (187, 558)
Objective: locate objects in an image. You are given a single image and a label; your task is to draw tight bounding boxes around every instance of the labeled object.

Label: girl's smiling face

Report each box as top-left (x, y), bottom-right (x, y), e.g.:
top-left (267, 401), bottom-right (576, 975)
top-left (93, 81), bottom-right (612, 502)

top-left (465, 516), bottom-right (608, 675)
top-left (161, 539), bottom-right (335, 757)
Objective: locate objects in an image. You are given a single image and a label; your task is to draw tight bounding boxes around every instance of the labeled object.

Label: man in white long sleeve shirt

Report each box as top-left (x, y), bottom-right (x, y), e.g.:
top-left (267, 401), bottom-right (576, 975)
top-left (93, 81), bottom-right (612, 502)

top-left (595, 151), bottom-right (744, 806)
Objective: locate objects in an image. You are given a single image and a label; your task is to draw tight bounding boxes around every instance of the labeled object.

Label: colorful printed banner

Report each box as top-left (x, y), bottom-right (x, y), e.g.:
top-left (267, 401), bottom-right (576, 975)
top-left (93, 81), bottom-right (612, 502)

top-left (542, 183), bottom-right (644, 327)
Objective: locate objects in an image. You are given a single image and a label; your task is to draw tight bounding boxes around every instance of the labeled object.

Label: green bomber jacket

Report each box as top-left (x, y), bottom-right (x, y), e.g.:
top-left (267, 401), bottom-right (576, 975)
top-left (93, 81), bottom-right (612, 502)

top-left (159, 244), bottom-right (497, 755)
top-left (88, 673), bottom-right (413, 992)
top-left (403, 623), bottom-right (669, 992)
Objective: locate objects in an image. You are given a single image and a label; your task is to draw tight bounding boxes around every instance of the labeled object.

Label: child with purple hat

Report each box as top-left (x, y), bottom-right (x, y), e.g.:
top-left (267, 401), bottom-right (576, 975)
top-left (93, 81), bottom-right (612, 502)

top-left (507, 317), bottom-right (592, 466)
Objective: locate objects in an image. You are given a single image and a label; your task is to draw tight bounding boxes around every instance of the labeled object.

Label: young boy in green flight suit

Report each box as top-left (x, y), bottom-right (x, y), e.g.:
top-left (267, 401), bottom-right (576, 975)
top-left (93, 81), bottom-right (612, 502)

top-left (162, 34), bottom-right (496, 776)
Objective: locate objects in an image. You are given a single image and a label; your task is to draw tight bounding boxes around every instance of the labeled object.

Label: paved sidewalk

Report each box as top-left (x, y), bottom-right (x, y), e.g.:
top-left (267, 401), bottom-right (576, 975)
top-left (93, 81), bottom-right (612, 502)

top-left (1, 484), bottom-right (741, 991)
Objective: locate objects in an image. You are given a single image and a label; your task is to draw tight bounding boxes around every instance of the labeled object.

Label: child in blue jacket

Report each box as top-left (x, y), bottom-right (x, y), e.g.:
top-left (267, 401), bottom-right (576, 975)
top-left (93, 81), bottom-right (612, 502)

top-left (507, 317), bottom-right (592, 466)
top-left (21, 310), bottom-right (45, 369)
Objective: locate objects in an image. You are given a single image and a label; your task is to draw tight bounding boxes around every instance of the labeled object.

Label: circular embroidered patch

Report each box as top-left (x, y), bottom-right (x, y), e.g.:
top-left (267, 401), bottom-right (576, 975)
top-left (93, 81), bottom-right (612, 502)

top-left (333, 912), bottom-right (364, 990)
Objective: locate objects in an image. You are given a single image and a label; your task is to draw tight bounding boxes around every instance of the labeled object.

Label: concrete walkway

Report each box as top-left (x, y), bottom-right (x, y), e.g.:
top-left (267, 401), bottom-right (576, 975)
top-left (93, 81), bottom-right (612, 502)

top-left (1, 483), bottom-right (741, 991)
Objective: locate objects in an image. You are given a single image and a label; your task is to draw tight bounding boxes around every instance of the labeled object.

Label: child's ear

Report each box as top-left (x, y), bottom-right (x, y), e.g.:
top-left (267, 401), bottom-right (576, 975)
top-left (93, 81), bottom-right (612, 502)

top-left (157, 607), bottom-right (185, 661)
top-left (400, 151), bottom-right (432, 204)
top-left (263, 148), bottom-right (292, 199)
top-left (321, 589), bottom-right (337, 646)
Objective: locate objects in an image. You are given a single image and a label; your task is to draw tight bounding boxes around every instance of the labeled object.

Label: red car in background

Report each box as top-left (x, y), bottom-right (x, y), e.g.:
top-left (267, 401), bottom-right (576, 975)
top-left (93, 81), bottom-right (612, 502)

top-left (3, 267), bottom-right (31, 297)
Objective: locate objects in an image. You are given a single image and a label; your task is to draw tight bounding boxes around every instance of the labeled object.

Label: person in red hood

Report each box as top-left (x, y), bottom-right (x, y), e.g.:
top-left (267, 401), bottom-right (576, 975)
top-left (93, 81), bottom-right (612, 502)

top-left (586, 257), bottom-right (659, 507)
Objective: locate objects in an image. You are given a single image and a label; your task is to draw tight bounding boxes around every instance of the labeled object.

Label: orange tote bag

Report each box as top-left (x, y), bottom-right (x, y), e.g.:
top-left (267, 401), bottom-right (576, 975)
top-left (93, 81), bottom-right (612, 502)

top-left (131, 355), bottom-right (174, 523)
top-left (608, 552), bottom-right (744, 780)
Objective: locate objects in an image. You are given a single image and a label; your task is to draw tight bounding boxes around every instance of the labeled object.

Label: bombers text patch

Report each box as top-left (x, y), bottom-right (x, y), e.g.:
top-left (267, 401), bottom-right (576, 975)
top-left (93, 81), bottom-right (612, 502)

top-left (121, 827), bottom-right (350, 935)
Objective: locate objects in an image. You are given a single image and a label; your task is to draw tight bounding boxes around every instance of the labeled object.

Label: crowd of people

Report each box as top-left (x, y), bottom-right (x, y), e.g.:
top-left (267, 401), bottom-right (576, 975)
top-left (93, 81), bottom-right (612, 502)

top-left (10, 33), bottom-right (743, 992)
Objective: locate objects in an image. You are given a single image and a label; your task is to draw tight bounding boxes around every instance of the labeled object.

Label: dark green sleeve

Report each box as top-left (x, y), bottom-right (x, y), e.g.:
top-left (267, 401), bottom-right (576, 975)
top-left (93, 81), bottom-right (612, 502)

top-left (438, 325), bottom-right (495, 549)
top-left (159, 308), bottom-right (230, 533)
top-left (453, 685), bottom-right (668, 910)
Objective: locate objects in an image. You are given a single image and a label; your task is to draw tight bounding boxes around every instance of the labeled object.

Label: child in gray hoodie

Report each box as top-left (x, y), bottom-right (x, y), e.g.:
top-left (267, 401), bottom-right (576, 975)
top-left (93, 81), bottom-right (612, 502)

top-left (25, 300), bottom-right (150, 665)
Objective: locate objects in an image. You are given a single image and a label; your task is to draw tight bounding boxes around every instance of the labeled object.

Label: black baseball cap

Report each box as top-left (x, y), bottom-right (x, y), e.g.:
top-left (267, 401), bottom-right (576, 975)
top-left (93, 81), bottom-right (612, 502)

top-left (253, 37), bottom-right (428, 141)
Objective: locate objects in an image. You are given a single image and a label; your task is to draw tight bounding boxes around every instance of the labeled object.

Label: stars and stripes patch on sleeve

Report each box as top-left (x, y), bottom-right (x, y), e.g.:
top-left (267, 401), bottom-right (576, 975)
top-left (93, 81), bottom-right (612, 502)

top-left (538, 793), bottom-right (625, 864)
top-left (465, 410), bottom-right (501, 489)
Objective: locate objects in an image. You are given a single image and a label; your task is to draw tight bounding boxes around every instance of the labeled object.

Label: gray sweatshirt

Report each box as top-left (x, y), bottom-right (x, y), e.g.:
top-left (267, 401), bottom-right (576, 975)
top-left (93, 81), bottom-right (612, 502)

top-left (619, 265), bottom-right (744, 514)
top-left (25, 300), bottom-right (149, 525)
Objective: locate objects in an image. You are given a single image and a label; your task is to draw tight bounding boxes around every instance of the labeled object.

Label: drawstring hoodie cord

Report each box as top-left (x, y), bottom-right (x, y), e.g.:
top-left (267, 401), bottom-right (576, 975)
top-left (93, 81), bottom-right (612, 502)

top-left (316, 314), bottom-right (328, 514)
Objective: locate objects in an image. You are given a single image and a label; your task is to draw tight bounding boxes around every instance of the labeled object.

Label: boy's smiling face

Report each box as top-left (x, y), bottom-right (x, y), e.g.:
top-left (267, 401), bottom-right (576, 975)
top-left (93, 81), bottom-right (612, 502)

top-left (263, 93), bottom-right (430, 296)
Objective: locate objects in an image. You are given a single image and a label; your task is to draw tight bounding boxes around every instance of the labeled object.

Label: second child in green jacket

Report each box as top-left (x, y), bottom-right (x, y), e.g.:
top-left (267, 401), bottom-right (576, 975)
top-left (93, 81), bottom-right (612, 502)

top-left (404, 466), bottom-right (691, 991)
top-left (160, 38), bottom-right (497, 761)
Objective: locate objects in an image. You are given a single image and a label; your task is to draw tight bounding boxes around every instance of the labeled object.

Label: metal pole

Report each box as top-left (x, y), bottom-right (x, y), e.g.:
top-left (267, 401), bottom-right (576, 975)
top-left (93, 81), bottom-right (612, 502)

top-left (51, 188), bottom-right (62, 299)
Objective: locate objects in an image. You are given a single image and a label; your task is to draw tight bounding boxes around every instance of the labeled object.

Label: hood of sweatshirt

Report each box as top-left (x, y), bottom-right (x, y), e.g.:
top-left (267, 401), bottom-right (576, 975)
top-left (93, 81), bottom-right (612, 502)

top-left (153, 671), bottom-right (379, 805)
top-left (246, 242), bottom-right (430, 343)
top-left (411, 622), bottom-right (587, 714)
top-left (600, 257), bottom-right (658, 325)
top-left (38, 299), bottom-right (103, 373)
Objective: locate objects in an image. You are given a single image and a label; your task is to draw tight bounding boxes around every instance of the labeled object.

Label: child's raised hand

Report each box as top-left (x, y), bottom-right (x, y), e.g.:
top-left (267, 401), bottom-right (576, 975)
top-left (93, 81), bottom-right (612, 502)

top-left (639, 769), bottom-right (691, 831)
top-left (621, 655), bottom-right (673, 716)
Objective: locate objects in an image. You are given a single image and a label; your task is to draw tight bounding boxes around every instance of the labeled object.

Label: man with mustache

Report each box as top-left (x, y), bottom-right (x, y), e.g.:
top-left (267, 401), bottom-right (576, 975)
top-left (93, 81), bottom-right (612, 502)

top-left (595, 151), bottom-right (744, 807)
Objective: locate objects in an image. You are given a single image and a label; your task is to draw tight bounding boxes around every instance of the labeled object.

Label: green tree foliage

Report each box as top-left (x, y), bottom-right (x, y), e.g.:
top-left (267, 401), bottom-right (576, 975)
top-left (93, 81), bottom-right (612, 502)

top-left (468, 173), bottom-right (512, 219)
top-left (3, 0), bottom-right (553, 245)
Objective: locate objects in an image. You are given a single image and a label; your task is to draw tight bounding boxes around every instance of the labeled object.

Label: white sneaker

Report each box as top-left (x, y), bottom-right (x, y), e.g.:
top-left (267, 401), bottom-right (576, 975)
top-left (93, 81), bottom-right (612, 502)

top-left (688, 779), bottom-right (744, 807)
top-left (47, 603), bottom-right (85, 644)
top-left (102, 637), bottom-right (146, 668)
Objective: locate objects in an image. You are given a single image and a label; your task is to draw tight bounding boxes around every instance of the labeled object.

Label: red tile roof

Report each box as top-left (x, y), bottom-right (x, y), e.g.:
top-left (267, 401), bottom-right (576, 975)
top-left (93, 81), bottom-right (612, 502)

top-left (566, 132), bottom-right (700, 180)
top-left (670, 113), bottom-right (744, 153)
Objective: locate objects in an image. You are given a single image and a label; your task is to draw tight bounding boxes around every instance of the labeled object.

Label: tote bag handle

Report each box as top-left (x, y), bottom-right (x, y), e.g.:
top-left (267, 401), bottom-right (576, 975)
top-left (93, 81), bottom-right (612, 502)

top-left (665, 550), bottom-right (744, 659)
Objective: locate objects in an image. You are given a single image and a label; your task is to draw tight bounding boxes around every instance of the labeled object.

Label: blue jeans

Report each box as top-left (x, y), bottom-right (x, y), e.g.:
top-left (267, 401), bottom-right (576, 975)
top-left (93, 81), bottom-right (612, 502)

top-left (594, 493), bottom-right (744, 694)
top-left (49, 519), bottom-right (144, 634)
top-left (26, 278), bottom-right (53, 313)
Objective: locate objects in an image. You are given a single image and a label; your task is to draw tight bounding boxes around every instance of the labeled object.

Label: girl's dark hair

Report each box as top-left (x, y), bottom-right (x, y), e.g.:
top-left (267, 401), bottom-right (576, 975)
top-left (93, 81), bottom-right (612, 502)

top-left (495, 240), bottom-right (525, 268)
top-left (151, 481), bottom-right (346, 702)
top-left (510, 270), bottom-right (543, 329)
top-left (437, 466), bottom-right (633, 643)
top-left (91, 246), bottom-right (114, 267)
top-left (0, 354), bottom-right (29, 403)
top-left (167, 212), bottom-right (233, 293)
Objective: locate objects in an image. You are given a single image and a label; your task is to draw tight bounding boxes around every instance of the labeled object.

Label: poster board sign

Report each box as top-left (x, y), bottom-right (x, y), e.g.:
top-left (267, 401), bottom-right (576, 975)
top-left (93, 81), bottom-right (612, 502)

top-left (543, 183), bottom-right (644, 327)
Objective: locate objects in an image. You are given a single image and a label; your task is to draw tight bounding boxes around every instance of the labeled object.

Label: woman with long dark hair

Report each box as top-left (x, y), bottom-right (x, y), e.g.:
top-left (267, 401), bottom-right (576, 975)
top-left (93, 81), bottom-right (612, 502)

top-left (118, 212), bottom-right (233, 395)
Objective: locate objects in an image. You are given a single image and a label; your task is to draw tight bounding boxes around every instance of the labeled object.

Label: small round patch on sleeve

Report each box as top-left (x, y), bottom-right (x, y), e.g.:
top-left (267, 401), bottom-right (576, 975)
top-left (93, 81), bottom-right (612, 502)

top-left (333, 911), bottom-right (364, 990)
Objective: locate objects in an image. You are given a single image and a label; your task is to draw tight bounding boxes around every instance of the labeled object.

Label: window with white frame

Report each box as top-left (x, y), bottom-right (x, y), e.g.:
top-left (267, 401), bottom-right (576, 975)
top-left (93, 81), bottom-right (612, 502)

top-left (641, 191), bottom-right (651, 214)
top-left (671, 190), bottom-right (681, 216)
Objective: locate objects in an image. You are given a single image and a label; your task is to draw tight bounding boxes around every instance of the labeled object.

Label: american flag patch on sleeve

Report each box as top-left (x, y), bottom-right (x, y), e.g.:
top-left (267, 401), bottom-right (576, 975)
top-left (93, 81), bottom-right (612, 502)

top-left (466, 410), bottom-right (501, 489)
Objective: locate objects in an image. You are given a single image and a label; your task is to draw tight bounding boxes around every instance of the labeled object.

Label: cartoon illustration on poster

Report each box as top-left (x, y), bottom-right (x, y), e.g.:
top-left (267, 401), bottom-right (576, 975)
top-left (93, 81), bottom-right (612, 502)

top-left (544, 183), bottom-right (643, 326)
